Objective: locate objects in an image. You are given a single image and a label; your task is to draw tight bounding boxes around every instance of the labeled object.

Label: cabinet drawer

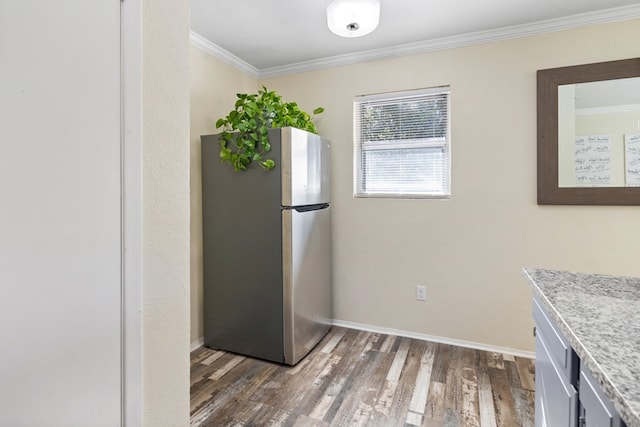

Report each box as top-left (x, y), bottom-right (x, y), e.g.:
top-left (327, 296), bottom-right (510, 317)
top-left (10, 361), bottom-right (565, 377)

top-left (533, 298), bottom-right (576, 378)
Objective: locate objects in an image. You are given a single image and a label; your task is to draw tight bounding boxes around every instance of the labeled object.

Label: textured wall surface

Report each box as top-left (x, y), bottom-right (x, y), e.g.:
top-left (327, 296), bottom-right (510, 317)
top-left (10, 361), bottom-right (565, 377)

top-left (143, 0), bottom-right (191, 424)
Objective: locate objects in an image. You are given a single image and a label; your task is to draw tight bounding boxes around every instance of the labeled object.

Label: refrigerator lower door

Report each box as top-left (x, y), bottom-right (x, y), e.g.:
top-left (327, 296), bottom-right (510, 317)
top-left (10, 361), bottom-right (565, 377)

top-left (282, 206), bottom-right (332, 365)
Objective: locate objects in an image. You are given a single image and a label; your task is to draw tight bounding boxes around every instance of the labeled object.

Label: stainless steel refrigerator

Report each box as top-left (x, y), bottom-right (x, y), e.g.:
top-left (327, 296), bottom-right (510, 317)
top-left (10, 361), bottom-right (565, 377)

top-left (201, 127), bottom-right (332, 365)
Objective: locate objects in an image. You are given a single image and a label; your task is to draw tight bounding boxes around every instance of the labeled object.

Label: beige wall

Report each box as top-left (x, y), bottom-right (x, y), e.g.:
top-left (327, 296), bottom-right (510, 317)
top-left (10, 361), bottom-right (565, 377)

top-left (190, 19), bottom-right (640, 354)
top-left (190, 47), bottom-right (258, 343)
top-left (259, 19), bottom-right (640, 353)
top-left (143, 0), bottom-right (191, 424)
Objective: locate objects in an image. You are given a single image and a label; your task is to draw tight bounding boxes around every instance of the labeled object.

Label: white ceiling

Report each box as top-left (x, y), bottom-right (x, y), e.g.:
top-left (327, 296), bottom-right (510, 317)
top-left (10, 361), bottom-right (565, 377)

top-left (190, 0), bottom-right (640, 73)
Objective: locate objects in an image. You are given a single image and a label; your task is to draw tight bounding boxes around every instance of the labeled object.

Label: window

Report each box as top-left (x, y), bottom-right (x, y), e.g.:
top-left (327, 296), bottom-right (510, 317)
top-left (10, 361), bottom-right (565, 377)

top-left (354, 86), bottom-right (451, 198)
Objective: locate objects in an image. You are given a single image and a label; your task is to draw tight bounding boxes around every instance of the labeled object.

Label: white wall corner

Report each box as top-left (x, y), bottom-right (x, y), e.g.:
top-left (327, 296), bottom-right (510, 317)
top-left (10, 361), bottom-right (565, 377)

top-left (190, 337), bottom-right (205, 353)
top-left (122, 0), bottom-right (143, 425)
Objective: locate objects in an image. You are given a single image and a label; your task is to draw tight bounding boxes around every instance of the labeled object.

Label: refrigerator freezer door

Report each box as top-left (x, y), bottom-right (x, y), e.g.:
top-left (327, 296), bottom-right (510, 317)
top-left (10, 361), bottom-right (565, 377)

top-left (279, 127), bottom-right (331, 207)
top-left (282, 206), bottom-right (332, 365)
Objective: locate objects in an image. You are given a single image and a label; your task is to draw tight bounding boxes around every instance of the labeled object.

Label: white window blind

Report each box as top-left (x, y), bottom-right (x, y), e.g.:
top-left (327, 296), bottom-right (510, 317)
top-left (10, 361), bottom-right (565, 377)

top-left (354, 86), bottom-right (451, 198)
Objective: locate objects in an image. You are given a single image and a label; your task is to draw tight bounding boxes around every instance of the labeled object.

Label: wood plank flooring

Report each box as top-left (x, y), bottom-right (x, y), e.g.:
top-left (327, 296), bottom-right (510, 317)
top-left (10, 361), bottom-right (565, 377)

top-left (191, 327), bottom-right (535, 427)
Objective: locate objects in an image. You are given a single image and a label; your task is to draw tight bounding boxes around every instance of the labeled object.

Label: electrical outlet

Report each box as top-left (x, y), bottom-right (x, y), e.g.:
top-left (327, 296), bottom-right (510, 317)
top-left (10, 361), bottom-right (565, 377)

top-left (416, 285), bottom-right (426, 301)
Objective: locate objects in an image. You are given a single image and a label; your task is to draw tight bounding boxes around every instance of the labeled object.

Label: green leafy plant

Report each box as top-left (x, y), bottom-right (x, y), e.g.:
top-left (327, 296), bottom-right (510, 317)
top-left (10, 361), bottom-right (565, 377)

top-left (215, 86), bottom-right (324, 171)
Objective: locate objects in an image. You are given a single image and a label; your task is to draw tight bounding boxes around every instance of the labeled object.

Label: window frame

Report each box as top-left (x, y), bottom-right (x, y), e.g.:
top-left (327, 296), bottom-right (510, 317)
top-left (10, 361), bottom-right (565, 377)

top-left (353, 86), bottom-right (452, 199)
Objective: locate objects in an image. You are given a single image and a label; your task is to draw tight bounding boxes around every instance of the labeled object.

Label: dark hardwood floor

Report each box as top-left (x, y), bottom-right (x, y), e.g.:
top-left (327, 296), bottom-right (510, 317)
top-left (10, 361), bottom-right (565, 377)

top-left (190, 327), bottom-right (535, 427)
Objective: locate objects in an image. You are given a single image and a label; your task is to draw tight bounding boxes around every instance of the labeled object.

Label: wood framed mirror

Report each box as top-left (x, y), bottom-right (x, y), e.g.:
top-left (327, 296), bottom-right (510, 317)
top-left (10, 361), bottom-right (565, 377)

top-left (537, 57), bottom-right (640, 205)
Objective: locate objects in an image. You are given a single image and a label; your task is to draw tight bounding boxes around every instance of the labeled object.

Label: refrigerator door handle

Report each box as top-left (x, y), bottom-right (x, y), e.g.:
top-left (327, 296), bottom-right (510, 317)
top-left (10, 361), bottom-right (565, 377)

top-left (289, 203), bottom-right (329, 212)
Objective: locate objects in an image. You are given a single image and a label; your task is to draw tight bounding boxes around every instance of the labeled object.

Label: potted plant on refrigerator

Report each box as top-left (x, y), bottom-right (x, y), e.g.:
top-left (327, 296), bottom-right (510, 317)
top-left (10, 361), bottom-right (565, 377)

top-left (215, 86), bottom-right (324, 172)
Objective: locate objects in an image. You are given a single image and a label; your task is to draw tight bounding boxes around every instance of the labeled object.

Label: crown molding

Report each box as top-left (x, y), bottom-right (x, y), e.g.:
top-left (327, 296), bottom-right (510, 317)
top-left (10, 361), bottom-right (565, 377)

top-left (259, 4), bottom-right (640, 78)
top-left (189, 31), bottom-right (259, 79)
top-left (191, 4), bottom-right (640, 80)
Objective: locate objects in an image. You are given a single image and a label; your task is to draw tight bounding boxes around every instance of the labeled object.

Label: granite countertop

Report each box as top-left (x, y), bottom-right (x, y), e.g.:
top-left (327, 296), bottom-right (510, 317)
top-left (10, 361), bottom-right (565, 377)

top-left (523, 268), bottom-right (640, 427)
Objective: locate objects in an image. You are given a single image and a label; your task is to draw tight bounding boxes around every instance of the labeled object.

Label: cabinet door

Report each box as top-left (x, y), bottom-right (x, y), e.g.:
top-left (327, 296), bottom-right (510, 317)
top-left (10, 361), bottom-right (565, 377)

top-left (579, 366), bottom-right (626, 427)
top-left (535, 332), bottom-right (578, 427)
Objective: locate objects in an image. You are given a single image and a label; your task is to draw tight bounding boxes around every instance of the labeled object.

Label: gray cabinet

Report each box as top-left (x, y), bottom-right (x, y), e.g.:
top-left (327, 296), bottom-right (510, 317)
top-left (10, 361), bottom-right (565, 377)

top-left (533, 298), bottom-right (626, 427)
top-left (533, 298), bottom-right (579, 427)
top-left (579, 365), bottom-right (626, 427)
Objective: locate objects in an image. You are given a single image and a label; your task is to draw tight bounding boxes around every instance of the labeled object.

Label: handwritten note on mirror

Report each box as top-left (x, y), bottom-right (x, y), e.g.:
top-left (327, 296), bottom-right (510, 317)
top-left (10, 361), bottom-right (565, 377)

top-left (575, 135), bottom-right (611, 186)
top-left (626, 133), bottom-right (640, 186)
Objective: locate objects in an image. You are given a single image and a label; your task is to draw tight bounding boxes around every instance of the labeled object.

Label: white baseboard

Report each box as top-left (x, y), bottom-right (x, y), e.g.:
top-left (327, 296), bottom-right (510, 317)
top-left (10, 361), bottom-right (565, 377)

top-left (189, 321), bottom-right (535, 359)
top-left (331, 319), bottom-right (535, 359)
top-left (190, 337), bottom-right (204, 352)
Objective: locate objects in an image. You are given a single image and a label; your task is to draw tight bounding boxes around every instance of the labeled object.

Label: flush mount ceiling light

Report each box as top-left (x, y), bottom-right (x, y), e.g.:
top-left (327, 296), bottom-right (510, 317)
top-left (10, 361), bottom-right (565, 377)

top-left (327, 0), bottom-right (380, 38)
